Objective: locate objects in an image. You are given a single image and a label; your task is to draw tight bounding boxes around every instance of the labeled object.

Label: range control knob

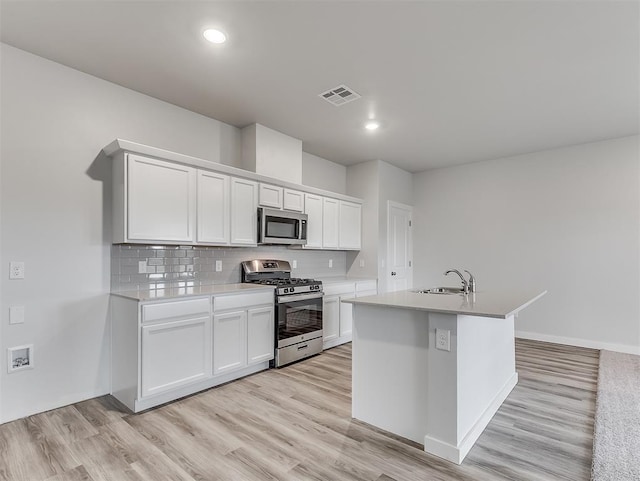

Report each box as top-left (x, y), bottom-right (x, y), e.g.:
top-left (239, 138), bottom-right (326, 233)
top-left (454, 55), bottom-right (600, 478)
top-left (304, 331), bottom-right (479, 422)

top-left (290, 287), bottom-right (295, 293)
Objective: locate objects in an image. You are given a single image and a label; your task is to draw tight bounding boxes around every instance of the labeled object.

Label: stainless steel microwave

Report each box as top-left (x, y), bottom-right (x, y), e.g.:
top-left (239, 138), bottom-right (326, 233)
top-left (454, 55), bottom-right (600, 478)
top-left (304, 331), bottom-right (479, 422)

top-left (258, 208), bottom-right (308, 245)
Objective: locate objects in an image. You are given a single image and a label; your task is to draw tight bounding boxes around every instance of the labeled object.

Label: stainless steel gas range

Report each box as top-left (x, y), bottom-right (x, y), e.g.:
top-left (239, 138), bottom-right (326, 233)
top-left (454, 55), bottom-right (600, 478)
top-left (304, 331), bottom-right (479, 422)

top-left (241, 260), bottom-right (323, 367)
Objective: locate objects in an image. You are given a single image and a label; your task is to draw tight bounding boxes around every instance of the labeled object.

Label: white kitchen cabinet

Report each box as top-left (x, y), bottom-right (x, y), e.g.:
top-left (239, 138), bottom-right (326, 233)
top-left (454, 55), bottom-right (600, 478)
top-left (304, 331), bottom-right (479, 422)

top-left (339, 290), bottom-right (355, 337)
top-left (322, 280), bottom-right (376, 349)
top-left (322, 295), bottom-right (340, 343)
top-left (322, 282), bottom-right (355, 349)
top-left (283, 189), bottom-right (304, 212)
top-left (213, 310), bottom-right (248, 375)
top-left (303, 194), bottom-right (323, 249)
top-left (247, 306), bottom-right (275, 364)
top-left (123, 154), bottom-right (196, 243)
top-left (197, 170), bottom-right (230, 245)
top-left (231, 177), bottom-right (258, 245)
top-left (339, 201), bottom-right (362, 250)
top-left (212, 290), bottom-right (274, 375)
top-left (322, 198), bottom-right (340, 249)
top-left (141, 316), bottom-right (211, 398)
top-left (111, 288), bottom-right (274, 413)
top-left (259, 183), bottom-right (283, 209)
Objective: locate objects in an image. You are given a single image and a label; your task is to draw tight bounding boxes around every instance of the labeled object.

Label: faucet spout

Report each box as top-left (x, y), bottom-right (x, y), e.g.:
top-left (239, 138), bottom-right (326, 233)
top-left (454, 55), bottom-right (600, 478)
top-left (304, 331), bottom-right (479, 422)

top-left (444, 269), bottom-right (469, 293)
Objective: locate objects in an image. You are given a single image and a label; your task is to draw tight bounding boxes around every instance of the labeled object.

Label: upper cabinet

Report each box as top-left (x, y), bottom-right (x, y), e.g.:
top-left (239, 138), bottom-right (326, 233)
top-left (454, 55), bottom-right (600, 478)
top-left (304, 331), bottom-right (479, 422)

top-left (322, 198), bottom-right (340, 249)
top-left (283, 189), bottom-right (304, 212)
top-left (230, 178), bottom-right (258, 246)
top-left (304, 194), bottom-right (323, 249)
top-left (197, 171), bottom-right (230, 245)
top-left (339, 201), bottom-right (362, 250)
top-left (258, 183), bottom-right (283, 209)
top-left (106, 140), bottom-right (361, 250)
top-left (115, 154), bottom-right (196, 244)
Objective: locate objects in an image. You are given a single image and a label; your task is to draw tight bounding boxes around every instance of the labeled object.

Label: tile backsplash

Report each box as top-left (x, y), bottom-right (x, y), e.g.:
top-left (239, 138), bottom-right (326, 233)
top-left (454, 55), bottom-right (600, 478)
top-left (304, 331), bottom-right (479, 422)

top-left (111, 244), bottom-right (347, 291)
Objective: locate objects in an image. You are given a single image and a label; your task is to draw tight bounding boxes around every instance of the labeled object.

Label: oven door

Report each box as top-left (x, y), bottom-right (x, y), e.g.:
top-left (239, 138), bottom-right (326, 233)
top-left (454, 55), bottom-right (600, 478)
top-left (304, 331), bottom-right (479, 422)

top-left (276, 292), bottom-right (323, 348)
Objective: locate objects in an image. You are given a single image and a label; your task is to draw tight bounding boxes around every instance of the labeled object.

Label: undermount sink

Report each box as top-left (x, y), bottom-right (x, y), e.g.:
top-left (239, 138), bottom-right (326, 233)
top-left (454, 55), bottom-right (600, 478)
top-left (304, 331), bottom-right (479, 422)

top-left (412, 287), bottom-right (465, 295)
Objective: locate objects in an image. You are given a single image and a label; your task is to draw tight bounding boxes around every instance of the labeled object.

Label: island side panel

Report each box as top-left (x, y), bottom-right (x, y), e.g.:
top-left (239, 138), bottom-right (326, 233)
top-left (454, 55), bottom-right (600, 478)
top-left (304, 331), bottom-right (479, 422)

top-left (352, 304), bottom-right (430, 444)
top-left (456, 314), bottom-right (516, 442)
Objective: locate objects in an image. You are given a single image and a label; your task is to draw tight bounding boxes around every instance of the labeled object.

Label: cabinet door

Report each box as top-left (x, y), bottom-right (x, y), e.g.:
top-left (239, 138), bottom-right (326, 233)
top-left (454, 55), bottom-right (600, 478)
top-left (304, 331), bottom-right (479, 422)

top-left (197, 171), bottom-right (230, 244)
top-left (213, 310), bottom-right (248, 375)
top-left (230, 178), bottom-right (258, 245)
top-left (322, 198), bottom-right (339, 249)
top-left (304, 194), bottom-right (323, 249)
top-left (339, 201), bottom-right (362, 250)
top-left (323, 295), bottom-right (340, 342)
top-left (283, 189), bottom-right (304, 212)
top-left (127, 154), bottom-right (195, 242)
top-left (247, 306), bottom-right (274, 365)
top-left (339, 292), bottom-right (355, 337)
top-left (259, 183), bottom-right (283, 209)
top-left (141, 316), bottom-right (211, 398)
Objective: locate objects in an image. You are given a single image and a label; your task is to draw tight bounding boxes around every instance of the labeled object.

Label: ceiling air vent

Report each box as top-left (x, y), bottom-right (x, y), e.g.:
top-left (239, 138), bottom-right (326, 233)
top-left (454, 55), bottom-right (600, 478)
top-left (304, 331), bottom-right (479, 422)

top-left (319, 84), bottom-right (361, 106)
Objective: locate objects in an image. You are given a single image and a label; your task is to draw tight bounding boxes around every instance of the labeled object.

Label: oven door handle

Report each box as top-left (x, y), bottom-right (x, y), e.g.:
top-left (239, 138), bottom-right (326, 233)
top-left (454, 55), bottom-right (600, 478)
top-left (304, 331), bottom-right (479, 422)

top-left (277, 292), bottom-right (324, 304)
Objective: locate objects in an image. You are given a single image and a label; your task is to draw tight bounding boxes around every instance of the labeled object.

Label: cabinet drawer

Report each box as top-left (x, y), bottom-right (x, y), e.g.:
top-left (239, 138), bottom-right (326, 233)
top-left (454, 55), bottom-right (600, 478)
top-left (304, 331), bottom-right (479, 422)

top-left (142, 297), bottom-right (210, 323)
top-left (323, 282), bottom-right (356, 297)
top-left (214, 291), bottom-right (274, 312)
top-left (356, 280), bottom-right (377, 293)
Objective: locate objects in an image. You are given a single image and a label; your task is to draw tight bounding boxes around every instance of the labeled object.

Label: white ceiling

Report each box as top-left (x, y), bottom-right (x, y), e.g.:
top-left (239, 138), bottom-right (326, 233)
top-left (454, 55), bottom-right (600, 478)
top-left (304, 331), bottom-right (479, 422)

top-left (1, 1), bottom-right (638, 172)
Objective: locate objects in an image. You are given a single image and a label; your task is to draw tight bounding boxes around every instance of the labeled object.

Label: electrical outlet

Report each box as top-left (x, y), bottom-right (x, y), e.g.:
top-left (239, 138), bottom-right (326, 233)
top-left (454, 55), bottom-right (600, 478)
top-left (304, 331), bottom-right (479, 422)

top-left (9, 306), bottom-right (25, 325)
top-left (138, 261), bottom-right (147, 274)
top-left (215, 260), bottom-right (223, 272)
top-left (292, 260), bottom-right (297, 269)
top-left (436, 329), bottom-right (451, 351)
top-left (9, 261), bottom-right (25, 279)
top-left (328, 259), bottom-right (333, 268)
top-left (359, 259), bottom-right (365, 268)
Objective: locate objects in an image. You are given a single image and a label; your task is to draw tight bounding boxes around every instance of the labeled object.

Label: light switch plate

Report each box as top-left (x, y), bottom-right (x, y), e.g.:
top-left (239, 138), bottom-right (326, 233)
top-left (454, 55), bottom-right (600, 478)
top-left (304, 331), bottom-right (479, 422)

top-left (9, 306), bottom-right (25, 325)
top-left (215, 260), bottom-right (223, 272)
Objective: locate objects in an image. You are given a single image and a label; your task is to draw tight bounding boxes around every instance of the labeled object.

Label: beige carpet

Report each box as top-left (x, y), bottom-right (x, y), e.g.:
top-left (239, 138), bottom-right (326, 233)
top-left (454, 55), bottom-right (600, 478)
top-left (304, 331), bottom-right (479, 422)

top-left (591, 350), bottom-right (640, 481)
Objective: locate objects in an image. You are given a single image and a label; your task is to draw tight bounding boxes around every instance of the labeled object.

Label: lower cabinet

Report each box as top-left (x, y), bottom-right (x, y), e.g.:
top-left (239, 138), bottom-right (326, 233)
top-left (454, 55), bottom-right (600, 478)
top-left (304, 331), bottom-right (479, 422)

top-left (213, 310), bottom-right (247, 375)
top-left (213, 294), bottom-right (274, 375)
top-left (323, 279), bottom-right (377, 350)
top-left (111, 289), bottom-right (274, 413)
top-left (141, 316), bottom-right (212, 398)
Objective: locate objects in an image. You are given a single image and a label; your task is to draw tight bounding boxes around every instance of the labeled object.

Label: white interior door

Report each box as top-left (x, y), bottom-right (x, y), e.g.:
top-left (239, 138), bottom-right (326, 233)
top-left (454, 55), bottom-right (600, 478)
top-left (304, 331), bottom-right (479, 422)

top-left (387, 201), bottom-right (413, 292)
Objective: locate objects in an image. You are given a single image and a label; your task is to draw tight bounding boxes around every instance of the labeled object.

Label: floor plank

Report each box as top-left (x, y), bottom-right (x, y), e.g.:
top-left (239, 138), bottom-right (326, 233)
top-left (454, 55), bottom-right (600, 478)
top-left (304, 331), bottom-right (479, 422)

top-left (0, 339), bottom-right (598, 480)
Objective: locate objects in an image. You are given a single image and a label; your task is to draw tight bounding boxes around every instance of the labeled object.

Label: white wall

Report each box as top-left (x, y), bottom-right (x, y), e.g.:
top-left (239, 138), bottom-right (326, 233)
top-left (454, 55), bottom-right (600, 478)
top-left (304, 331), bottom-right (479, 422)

top-left (346, 160), bottom-right (413, 289)
top-left (0, 44), bottom-right (244, 422)
top-left (376, 161), bottom-right (414, 293)
top-left (346, 160), bottom-right (379, 278)
top-left (302, 152), bottom-right (347, 194)
top-left (412, 136), bottom-right (640, 353)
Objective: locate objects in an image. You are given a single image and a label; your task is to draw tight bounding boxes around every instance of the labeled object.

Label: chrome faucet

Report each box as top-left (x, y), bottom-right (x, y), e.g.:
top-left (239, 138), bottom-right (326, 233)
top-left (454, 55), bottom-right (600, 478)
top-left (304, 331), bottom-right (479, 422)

top-left (464, 270), bottom-right (476, 293)
top-left (444, 269), bottom-right (477, 294)
top-left (444, 269), bottom-right (469, 294)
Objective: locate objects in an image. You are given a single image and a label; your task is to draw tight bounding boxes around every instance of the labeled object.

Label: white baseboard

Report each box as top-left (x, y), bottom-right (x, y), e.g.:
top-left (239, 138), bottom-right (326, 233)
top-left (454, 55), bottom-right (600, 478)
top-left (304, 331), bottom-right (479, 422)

top-left (1, 388), bottom-right (109, 424)
top-left (516, 330), bottom-right (640, 355)
top-left (424, 372), bottom-right (519, 464)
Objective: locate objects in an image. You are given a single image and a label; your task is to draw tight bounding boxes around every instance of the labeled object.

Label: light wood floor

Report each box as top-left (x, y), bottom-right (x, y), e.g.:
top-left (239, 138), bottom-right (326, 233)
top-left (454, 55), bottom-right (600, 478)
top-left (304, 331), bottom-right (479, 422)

top-left (0, 339), bottom-right (599, 481)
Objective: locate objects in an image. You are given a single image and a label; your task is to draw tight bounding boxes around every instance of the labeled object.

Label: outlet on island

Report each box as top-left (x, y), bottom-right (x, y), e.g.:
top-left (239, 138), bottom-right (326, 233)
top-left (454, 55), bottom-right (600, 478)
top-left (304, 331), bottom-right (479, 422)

top-left (436, 328), bottom-right (451, 351)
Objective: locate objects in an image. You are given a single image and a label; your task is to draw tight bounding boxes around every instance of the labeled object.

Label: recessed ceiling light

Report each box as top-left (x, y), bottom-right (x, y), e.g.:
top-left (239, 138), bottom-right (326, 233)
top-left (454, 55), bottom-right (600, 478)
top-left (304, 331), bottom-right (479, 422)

top-left (365, 121), bottom-right (380, 131)
top-left (203, 28), bottom-right (227, 44)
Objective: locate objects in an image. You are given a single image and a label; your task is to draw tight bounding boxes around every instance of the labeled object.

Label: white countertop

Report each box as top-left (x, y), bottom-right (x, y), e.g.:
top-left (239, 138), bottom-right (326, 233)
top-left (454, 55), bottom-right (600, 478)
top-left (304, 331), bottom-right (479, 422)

top-left (342, 289), bottom-right (547, 319)
top-left (112, 283), bottom-right (275, 302)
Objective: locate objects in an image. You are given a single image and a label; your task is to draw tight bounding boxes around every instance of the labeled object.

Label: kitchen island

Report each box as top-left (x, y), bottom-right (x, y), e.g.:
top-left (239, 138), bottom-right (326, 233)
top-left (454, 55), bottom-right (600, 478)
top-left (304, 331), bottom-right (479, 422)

top-left (342, 289), bottom-right (546, 464)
